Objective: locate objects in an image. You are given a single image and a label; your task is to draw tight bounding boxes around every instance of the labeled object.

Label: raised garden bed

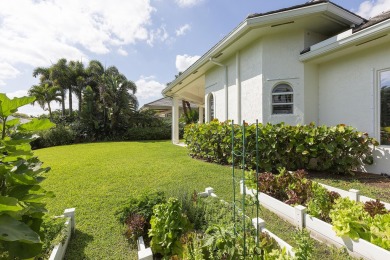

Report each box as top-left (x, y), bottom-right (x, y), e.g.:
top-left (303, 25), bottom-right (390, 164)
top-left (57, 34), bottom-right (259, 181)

top-left (242, 181), bottom-right (390, 260)
top-left (129, 188), bottom-right (297, 260)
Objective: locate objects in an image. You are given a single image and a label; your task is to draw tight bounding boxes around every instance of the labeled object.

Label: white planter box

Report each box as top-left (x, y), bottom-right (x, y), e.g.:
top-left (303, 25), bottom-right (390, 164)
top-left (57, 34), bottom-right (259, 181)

top-left (244, 183), bottom-right (390, 260)
top-left (49, 208), bottom-right (75, 260)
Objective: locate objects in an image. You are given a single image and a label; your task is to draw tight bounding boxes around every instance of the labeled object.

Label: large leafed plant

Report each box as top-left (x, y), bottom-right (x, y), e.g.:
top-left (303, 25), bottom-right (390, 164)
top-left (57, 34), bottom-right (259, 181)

top-left (0, 94), bottom-right (55, 259)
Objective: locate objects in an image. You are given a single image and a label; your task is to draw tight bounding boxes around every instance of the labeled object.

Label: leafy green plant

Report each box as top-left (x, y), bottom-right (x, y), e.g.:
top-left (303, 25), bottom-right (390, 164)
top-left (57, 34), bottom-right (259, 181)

top-left (370, 213), bottom-right (390, 250)
top-left (0, 94), bottom-right (55, 259)
top-left (149, 197), bottom-right (191, 258)
top-left (203, 224), bottom-right (239, 260)
top-left (329, 197), bottom-right (370, 240)
top-left (184, 121), bottom-right (378, 174)
top-left (364, 199), bottom-right (388, 217)
top-left (182, 232), bottom-right (206, 260)
top-left (293, 229), bottom-right (313, 260)
top-left (307, 183), bottom-right (340, 222)
top-left (330, 197), bottom-right (390, 250)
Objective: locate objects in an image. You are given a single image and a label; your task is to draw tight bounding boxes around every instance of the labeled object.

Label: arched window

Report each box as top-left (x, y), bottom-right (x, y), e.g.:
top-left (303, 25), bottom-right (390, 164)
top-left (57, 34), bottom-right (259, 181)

top-left (208, 93), bottom-right (214, 120)
top-left (272, 83), bottom-right (293, 114)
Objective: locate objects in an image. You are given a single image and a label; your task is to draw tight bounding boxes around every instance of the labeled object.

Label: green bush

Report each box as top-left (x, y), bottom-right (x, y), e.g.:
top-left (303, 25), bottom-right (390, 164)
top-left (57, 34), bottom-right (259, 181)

top-left (124, 126), bottom-right (172, 141)
top-left (184, 120), bottom-right (378, 173)
top-left (32, 125), bottom-right (76, 149)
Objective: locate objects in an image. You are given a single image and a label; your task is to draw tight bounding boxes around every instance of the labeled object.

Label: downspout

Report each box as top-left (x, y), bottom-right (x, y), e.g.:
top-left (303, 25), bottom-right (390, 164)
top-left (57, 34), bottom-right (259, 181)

top-left (210, 58), bottom-right (228, 121)
top-left (236, 52), bottom-right (241, 124)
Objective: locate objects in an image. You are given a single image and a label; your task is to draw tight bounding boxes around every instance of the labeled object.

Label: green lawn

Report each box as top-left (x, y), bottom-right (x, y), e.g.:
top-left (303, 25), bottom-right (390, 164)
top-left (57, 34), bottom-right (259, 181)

top-left (37, 141), bottom-right (233, 259)
top-left (37, 141), bottom-right (383, 259)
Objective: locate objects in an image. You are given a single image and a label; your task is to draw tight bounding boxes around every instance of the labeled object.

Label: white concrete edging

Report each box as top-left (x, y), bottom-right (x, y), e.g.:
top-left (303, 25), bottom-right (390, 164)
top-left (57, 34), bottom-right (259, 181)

top-left (243, 183), bottom-right (390, 260)
top-left (138, 236), bottom-right (153, 260)
top-left (49, 208), bottom-right (76, 260)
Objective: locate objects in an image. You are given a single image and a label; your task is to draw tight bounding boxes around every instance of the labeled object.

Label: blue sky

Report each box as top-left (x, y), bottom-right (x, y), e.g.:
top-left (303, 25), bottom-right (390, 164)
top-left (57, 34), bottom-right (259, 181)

top-left (0, 0), bottom-right (389, 115)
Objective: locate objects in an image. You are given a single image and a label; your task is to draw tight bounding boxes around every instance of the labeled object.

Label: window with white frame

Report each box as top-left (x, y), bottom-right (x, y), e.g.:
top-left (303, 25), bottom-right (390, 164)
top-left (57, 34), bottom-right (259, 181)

top-left (380, 70), bottom-right (390, 145)
top-left (208, 93), bottom-right (214, 120)
top-left (272, 83), bottom-right (293, 114)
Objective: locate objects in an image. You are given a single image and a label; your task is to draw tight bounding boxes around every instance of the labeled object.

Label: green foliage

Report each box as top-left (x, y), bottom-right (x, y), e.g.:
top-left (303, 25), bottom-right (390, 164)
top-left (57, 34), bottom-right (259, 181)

top-left (39, 215), bottom-right (68, 259)
top-left (184, 121), bottom-right (378, 173)
top-left (330, 197), bottom-right (390, 250)
top-left (293, 229), bottom-right (314, 260)
top-left (149, 197), bottom-right (191, 258)
top-left (182, 232), bottom-right (206, 260)
top-left (31, 125), bottom-right (76, 149)
top-left (203, 224), bottom-right (239, 260)
top-left (307, 183), bottom-right (340, 222)
top-left (116, 191), bottom-right (166, 244)
top-left (330, 197), bottom-right (370, 241)
top-left (0, 94), bottom-right (55, 259)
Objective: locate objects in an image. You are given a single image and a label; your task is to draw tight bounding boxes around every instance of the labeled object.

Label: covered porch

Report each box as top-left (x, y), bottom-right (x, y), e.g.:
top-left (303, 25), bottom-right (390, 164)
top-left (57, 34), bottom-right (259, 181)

top-left (166, 74), bottom-right (205, 144)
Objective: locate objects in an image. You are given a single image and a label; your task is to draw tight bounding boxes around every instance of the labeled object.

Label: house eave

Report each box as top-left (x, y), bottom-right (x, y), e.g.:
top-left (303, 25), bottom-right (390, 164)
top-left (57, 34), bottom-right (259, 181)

top-left (162, 1), bottom-right (364, 96)
top-left (299, 19), bottom-right (390, 62)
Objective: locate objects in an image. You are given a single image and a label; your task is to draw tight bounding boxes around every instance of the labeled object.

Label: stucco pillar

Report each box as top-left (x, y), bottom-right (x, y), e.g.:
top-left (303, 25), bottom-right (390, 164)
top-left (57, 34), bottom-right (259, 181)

top-left (172, 96), bottom-right (179, 144)
top-left (225, 67), bottom-right (228, 121)
top-left (198, 106), bottom-right (204, 124)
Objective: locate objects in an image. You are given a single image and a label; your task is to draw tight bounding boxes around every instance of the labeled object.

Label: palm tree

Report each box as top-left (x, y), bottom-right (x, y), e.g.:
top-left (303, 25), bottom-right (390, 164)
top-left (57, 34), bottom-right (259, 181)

top-left (69, 60), bottom-right (86, 115)
top-left (28, 83), bottom-right (62, 120)
top-left (100, 67), bottom-right (138, 132)
top-left (50, 58), bottom-right (71, 116)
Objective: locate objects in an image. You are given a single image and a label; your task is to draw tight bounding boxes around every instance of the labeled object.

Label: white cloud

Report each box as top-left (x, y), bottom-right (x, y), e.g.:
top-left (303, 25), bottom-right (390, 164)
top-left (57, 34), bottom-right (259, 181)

top-left (0, 62), bottom-right (20, 85)
top-left (175, 24), bottom-right (191, 36)
top-left (135, 76), bottom-right (166, 106)
top-left (117, 48), bottom-right (128, 56)
top-left (175, 0), bottom-right (204, 8)
top-left (175, 54), bottom-right (201, 72)
top-left (147, 25), bottom-right (169, 46)
top-left (357, 0), bottom-right (390, 18)
top-left (0, 0), bottom-right (155, 68)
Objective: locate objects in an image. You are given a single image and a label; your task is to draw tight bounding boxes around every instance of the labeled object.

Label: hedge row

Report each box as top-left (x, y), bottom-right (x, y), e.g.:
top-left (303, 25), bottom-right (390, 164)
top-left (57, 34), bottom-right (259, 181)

top-left (183, 120), bottom-right (378, 174)
top-left (32, 125), bottom-right (177, 149)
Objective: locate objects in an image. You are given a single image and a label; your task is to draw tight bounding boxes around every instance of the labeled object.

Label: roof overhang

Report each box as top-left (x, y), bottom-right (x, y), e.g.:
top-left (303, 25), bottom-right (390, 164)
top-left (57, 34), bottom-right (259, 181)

top-left (162, 1), bottom-right (365, 99)
top-left (300, 19), bottom-right (390, 63)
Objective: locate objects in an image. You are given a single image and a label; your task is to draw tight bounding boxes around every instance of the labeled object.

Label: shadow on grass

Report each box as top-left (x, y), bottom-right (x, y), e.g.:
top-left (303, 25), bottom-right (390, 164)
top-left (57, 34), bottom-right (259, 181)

top-left (64, 230), bottom-right (94, 260)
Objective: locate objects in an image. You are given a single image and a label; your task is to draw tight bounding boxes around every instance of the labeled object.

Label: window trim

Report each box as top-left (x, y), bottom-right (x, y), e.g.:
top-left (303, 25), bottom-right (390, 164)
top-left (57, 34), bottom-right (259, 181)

top-left (207, 92), bottom-right (215, 122)
top-left (377, 68), bottom-right (390, 146)
top-left (271, 83), bottom-right (294, 115)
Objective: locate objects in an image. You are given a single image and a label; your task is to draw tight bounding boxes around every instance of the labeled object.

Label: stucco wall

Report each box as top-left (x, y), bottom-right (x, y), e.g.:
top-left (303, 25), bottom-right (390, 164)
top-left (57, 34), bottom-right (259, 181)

top-left (205, 67), bottom-right (224, 121)
top-left (262, 30), bottom-right (305, 125)
top-left (318, 42), bottom-right (390, 174)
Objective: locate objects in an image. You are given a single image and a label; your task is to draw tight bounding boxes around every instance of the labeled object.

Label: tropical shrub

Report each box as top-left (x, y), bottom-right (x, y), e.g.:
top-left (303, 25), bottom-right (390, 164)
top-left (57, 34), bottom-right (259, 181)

top-left (184, 120), bottom-right (378, 173)
top-left (31, 124), bottom-right (76, 149)
top-left (0, 94), bottom-right (55, 259)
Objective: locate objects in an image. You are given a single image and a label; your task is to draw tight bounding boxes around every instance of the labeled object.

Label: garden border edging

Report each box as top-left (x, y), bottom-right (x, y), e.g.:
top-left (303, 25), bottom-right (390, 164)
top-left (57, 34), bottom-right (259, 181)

top-left (242, 182), bottom-right (390, 260)
top-left (49, 208), bottom-right (76, 260)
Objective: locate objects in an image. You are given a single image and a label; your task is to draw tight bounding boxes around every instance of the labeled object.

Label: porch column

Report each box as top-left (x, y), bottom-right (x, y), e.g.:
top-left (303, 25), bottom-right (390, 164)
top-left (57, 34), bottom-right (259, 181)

top-left (172, 96), bottom-right (180, 144)
top-left (198, 106), bottom-right (204, 124)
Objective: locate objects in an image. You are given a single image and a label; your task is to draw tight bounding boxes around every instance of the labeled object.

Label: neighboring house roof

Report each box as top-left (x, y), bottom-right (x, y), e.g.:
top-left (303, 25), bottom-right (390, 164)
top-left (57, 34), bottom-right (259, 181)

top-left (162, 0), bottom-right (365, 98)
top-left (140, 97), bottom-right (198, 111)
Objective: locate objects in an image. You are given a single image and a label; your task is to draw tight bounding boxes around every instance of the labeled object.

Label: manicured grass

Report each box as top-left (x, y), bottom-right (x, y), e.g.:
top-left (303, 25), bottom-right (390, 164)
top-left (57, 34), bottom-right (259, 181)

top-left (37, 141), bottom-right (375, 259)
top-left (37, 141), bottom-right (233, 259)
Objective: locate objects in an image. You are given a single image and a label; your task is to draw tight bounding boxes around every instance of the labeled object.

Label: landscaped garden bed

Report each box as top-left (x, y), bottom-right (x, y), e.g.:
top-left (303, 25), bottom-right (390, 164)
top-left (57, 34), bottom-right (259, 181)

top-left (243, 170), bottom-right (390, 259)
top-left (116, 189), bottom-right (313, 259)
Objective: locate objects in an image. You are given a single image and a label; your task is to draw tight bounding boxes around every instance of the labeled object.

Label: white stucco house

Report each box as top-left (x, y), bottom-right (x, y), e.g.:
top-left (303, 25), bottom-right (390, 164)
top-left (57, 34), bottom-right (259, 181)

top-left (162, 0), bottom-right (390, 174)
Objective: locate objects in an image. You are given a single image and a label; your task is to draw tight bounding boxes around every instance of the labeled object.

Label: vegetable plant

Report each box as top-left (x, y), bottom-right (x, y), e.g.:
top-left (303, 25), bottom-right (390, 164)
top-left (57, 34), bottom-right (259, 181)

top-left (149, 197), bottom-right (191, 258)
